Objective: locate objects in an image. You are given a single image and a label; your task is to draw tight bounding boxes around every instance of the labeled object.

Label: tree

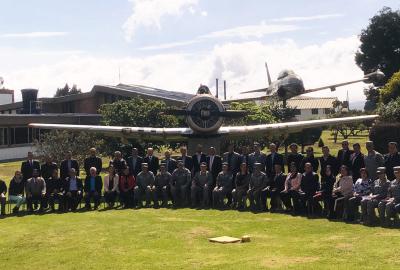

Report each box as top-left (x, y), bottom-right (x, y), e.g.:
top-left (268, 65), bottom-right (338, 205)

top-left (329, 110), bottom-right (370, 143)
top-left (377, 96), bottom-right (400, 122)
top-left (98, 98), bottom-right (180, 155)
top-left (284, 128), bottom-right (323, 153)
top-left (35, 130), bottom-right (104, 165)
top-left (380, 71), bottom-right (400, 104)
top-left (54, 83), bottom-right (82, 97)
top-left (355, 7), bottom-right (400, 108)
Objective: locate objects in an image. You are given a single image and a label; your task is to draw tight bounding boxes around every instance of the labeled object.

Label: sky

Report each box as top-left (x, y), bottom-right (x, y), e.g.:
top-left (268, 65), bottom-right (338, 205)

top-left (0, 0), bottom-right (399, 103)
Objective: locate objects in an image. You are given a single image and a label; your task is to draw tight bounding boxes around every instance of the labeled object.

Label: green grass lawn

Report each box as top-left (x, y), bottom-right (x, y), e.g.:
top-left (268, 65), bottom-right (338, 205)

top-left (1, 208), bottom-right (399, 269)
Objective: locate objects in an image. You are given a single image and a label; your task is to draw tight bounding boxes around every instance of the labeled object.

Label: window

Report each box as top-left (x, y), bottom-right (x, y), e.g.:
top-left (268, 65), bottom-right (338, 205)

top-left (311, 108), bottom-right (319, 115)
top-left (0, 128), bottom-right (7, 145)
top-left (294, 109), bottom-right (301, 115)
top-left (324, 108), bottom-right (331, 114)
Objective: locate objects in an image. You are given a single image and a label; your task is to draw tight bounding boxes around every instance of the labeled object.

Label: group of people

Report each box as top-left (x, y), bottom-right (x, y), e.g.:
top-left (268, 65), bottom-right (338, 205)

top-left (1, 140), bottom-right (400, 227)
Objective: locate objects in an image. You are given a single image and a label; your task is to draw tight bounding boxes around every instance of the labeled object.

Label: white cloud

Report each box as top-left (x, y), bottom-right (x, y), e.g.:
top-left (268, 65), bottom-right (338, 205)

top-left (200, 11), bottom-right (208, 17)
top-left (0, 32), bottom-right (68, 38)
top-left (122, 0), bottom-right (199, 41)
top-left (200, 22), bottom-right (300, 39)
top-left (1, 36), bottom-right (368, 103)
top-left (140, 22), bottom-right (300, 50)
top-left (271, 13), bottom-right (344, 23)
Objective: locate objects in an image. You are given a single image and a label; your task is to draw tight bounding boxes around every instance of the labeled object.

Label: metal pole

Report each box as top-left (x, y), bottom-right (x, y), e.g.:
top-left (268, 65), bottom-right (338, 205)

top-left (216, 78), bottom-right (219, 98)
top-left (223, 80), bottom-right (227, 100)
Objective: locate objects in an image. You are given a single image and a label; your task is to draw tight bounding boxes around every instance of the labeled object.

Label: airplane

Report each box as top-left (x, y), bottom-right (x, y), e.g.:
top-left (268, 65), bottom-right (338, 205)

top-left (29, 71), bottom-right (380, 154)
top-left (241, 63), bottom-right (385, 106)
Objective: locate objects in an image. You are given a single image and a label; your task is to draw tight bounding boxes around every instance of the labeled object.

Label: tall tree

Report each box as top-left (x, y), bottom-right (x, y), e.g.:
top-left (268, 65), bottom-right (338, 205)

top-left (54, 83), bottom-right (82, 97)
top-left (355, 7), bottom-right (400, 108)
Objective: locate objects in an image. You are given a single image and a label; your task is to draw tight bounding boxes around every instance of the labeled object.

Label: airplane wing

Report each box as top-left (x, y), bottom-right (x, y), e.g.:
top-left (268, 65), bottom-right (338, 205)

top-left (30, 114), bottom-right (378, 141)
top-left (29, 123), bottom-right (194, 141)
top-left (217, 115), bottom-right (378, 138)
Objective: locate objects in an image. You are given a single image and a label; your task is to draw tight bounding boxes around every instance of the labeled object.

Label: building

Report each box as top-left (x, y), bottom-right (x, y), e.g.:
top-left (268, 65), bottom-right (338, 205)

top-left (286, 96), bottom-right (337, 121)
top-left (0, 89), bottom-right (14, 106)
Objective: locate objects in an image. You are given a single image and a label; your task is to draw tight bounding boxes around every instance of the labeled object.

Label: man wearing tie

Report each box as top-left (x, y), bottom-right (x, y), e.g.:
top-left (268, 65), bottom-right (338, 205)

top-left (127, 148), bottom-right (143, 177)
top-left (178, 146), bottom-right (193, 172)
top-left (350, 143), bottom-right (365, 183)
top-left (192, 144), bottom-right (207, 175)
top-left (163, 150), bottom-right (177, 174)
top-left (266, 143), bottom-right (284, 178)
top-left (21, 152), bottom-right (41, 183)
top-left (143, 147), bottom-right (159, 175)
top-left (384, 142), bottom-right (400, 180)
top-left (206, 147), bottom-right (222, 185)
top-left (223, 143), bottom-right (241, 178)
top-left (337, 140), bottom-right (354, 168)
top-left (60, 151), bottom-right (79, 181)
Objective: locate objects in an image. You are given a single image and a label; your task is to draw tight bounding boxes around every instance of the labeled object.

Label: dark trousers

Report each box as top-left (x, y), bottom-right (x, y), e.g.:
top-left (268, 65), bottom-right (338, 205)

top-left (0, 196), bottom-right (5, 214)
top-left (281, 190), bottom-right (304, 213)
top-left (46, 192), bottom-right (63, 210)
top-left (84, 191), bottom-right (101, 208)
top-left (104, 191), bottom-right (117, 206)
top-left (345, 196), bottom-right (362, 221)
top-left (262, 188), bottom-right (282, 211)
top-left (64, 191), bottom-right (82, 211)
top-left (26, 194), bottom-right (46, 211)
top-left (300, 193), bottom-right (320, 216)
top-left (120, 190), bottom-right (134, 208)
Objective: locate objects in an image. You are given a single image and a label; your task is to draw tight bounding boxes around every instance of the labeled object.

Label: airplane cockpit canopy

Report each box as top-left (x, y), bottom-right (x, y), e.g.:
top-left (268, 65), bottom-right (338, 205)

top-left (197, 85), bottom-right (212, 95)
top-left (277, 69), bottom-right (295, 80)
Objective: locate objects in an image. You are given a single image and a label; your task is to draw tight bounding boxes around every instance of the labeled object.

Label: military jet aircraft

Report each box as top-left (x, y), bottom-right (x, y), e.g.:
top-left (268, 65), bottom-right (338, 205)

top-left (242, 63), bottom-right (385, 106)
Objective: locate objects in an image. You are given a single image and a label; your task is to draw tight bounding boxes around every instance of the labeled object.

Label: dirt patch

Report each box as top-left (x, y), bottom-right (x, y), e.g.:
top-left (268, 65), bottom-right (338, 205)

top-left (262, 256), bottom-right (319, 268)
top-left (336, 242), bottom-right (354, 251)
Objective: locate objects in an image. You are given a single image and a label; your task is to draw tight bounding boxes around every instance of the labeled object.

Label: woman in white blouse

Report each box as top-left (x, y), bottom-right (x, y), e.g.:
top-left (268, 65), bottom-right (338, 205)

top-left (281, 162), bottom-right (303, 214)
top-left (332, 165), bottom-right (353, 219)
top-left (103, 165), bottom-right (119, 207)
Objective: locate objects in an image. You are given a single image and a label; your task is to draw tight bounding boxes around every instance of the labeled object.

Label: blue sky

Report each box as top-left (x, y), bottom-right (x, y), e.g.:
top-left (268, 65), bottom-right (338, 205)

top-left (1, 0), bottom-right (399, 102)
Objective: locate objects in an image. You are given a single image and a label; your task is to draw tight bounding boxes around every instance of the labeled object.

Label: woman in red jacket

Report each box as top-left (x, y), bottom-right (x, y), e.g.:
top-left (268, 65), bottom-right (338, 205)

top-left (119, 167), bottom-right (136, 208)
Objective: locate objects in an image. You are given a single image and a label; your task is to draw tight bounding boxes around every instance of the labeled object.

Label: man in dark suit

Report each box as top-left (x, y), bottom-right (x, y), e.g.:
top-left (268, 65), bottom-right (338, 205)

top-left (62, 168), bottom-right (83, 211)
top-left (319, 146), bottom-right (339, 177)
top-left (40, 155), bottom-right (58, 181)
top-left (266, 143), bottom-right (284, 178)
top-left (300, 146), bottom-right (319, 173)
top-left (240, 145), bottom-right (250, 166)
top-left (248, 142), bottom-right (267, 173)
top-left (337, 140), bottom-right (354, 168)
top-left (350, 143), bottom-right (365, 183)
top-left (178, 146), bottom-right (194, 172)
top-left (21, 152), bottom-right (41, 182)
top-left (163, 150), bottom-right (177, 174)
top-left (262, 164), bottom-right (286, 212)
top-left (286, 143), bottom-right (304, 172)
top-left (84, 148), bottom-right (102, 176)
top-left (384, 142), bottom-right (400, 180)
top-left (127, 147), bottom-right (143, 177)
top-left (223, 143), bottom-right (241, 177)
top-left (192, 144), bottom-right (207, 175)
top-left (83, 167), bottom-right (103, 210)
top-left (206, 147), bottom-right (222, 184)
top-left (143, 147), bottom-right (159, 175)
top-left (60, 151), bottom-right (79, 181)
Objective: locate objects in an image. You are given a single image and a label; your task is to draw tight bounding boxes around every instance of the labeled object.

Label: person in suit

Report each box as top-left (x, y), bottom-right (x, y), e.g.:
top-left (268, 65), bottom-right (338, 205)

top-left (126, 148), bottom-right (143, 177)
top-left (154, 163), bottom-right (172, 208)
top-left (300, 147), bottom-right (319, 173)
top-left (191, 162), bottom-right (213, 208)
top-left (206, 147), bottom-right (222, 185)
top-left (177, 146), bottom-right (193, 172)
top-left (21, 152), bottom-right (41, 182)
top-left (314, 165), bottom-right (336, 218)
top-left (232, 163), bottom-right (250, 210)
top-left (109, 151), bottom-right (127, 175)
top-left (171, 160), bottom-right (192, 207)
top-left (286, 143), bottom-right (304, 172)
top-left (350, 143), bottom-right (365, 183)
top-left (223, 143), bottom-right (241, 178)
top-left (163, 150), bottom-right (177, 174)
top-left (60, 151), bottom-right (79, 181)
top-left (364, 141), bottom-right (384, 181)
top-left (280, 162), bottom-right (303, 214)
top-left (248, 142), bottom-right (267, 173)
top-left (192, 144), bottom-right (207, 175)
top-left (337, 140), bottom-right (354, 168)
top-left (84, 167), bottom-right (103, 210)
top-left (319, 146), bottom-right (339, 177)
top-left (25, 169), bottom-right (46, 213)
top-left (40, 155), bottom-right (58, 181)
top-left (103, 165), bottom-right (119, 207)
top-left (63, 168), bottom-right (83, 211)
top-left (384, 142), bottom-right (400, 181)
top-left (212, 163), bottom-right (233, 209)
top-left (240, 145), bottom-right (250, 166)
top-left (247, 163), bottom-right (268, 211)
top-left (0, 179), bottom-right (6, 216)
top-left (84, 148), bottom-right (102, 176)
top-left (266, 143), bottom-right (285, 178)
top-left (300, 163), bottom-right (320, 216)
top-left (143, 147), bottom-right (159, 176)
top-left (262, 164), bottom-right (286, 212)
top-left (45, 169), bottom-right (63, 212)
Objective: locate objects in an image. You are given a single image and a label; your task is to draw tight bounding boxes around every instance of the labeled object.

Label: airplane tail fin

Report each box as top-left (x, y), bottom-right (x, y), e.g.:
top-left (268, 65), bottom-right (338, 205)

top-left (265, 62), bottom-right (272, 86)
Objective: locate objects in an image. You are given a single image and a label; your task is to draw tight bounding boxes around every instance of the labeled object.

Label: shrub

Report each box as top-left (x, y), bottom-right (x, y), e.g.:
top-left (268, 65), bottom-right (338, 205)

top-left (369, 122), bottom-right (400, 154)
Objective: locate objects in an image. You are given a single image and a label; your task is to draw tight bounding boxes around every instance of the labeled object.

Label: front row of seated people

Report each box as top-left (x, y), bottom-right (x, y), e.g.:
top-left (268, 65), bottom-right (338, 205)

top-left (1, 161), bottom-right (400, 228)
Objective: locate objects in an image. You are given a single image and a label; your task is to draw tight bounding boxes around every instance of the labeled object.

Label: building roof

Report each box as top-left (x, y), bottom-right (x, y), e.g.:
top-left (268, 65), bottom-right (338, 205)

top-left (286, 96), bottom-right (337, 109)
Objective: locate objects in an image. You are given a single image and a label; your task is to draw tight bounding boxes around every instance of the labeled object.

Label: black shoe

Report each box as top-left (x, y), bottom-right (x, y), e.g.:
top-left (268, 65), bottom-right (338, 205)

top-left (12, 206), bottom-right (19, 213)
